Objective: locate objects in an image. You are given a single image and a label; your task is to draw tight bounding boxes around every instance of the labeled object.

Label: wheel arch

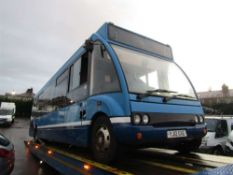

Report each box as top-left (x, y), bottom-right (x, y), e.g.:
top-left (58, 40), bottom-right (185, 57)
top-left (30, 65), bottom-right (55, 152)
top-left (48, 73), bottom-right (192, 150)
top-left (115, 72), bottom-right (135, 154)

top-left (213, 144), bottom-right (225, 155)
top-left (215, 144), bottom-right (224, 151)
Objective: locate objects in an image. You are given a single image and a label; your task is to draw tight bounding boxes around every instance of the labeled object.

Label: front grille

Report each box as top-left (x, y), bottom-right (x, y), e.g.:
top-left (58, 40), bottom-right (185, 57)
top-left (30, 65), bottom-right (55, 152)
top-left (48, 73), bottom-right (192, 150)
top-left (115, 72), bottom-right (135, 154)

top-left (152, 121), bottom-right (196, 127)
top-left (0, 118), bottom-right (7, 122)
top-left (148, 113), bottom-right (197, 127)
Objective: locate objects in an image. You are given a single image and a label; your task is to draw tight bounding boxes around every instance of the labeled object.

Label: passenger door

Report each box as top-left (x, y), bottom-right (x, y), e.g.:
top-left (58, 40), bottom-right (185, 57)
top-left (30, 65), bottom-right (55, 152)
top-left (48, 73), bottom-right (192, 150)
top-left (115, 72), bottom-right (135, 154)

top-left (66, 51), bottom-right (89, 126)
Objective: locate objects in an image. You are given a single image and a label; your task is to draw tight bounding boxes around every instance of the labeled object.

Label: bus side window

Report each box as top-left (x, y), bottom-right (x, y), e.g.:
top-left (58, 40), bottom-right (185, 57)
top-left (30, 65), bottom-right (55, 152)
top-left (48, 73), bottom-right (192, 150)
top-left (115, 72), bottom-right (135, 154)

top-left (90, 42), bottom-right (120, 95)
top-left (68, 52), bottom-right (89, 101)
top-left (80, 52), bottom-right (88, 85)
top-left (69, 52), bottom-right (89, 91)
top-left (56, 69), bottom-right (69, 97)
top-left (69, 59), bottom-right (81, 91)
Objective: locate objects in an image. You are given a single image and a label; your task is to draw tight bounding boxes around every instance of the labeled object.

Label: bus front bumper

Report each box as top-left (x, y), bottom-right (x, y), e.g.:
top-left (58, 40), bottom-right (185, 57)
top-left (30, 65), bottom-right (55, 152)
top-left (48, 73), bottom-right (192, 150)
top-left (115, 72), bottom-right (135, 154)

top-left (113, 123), bottom-right (207, 147)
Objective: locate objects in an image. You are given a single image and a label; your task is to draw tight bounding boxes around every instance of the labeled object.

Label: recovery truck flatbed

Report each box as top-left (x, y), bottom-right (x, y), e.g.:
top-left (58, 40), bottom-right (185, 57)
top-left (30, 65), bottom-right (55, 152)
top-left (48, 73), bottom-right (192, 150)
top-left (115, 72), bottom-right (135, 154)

top-left (25, 140), bottom-right (233, 175)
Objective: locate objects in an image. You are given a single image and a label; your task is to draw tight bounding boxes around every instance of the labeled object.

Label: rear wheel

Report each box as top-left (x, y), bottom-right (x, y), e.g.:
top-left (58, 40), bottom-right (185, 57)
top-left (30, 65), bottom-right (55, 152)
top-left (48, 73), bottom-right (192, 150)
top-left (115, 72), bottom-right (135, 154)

top-left (91, 116), bottom-right (117, 164)
top-left (176, 139), bottom-right (202, 153)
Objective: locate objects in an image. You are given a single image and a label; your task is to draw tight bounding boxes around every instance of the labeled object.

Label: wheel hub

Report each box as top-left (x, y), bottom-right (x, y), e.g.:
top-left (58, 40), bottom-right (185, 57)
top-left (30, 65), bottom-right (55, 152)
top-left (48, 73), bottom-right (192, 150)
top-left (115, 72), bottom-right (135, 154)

top-left (95, 127), bottom-right (110, 152)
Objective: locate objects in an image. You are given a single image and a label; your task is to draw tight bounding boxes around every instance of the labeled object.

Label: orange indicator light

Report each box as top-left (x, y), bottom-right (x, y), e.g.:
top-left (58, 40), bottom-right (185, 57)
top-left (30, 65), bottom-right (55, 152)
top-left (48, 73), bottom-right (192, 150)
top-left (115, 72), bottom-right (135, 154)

top-left (47, 150), bottom-right (53, 155)
top-left (35, 145), bottom-right (40, 149)
top-left (136, 132), bottom-right (143, 140)
top-left (83, 164), bottom-right (91, 170)
top-left (27, 141), bottom-right (31, 145)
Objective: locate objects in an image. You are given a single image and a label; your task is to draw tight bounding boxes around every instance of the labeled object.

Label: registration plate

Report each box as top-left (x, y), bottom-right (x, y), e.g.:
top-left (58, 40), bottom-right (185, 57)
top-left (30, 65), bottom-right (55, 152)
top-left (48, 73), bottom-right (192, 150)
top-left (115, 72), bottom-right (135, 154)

top-left (167, 130), bottom-right (187, 138)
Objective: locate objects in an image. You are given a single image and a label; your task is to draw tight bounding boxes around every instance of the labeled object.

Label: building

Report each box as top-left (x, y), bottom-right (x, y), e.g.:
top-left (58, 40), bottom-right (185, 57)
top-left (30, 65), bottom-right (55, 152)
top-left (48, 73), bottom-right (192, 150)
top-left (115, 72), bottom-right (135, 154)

top-left (197, 89), bottom-right (233, 106)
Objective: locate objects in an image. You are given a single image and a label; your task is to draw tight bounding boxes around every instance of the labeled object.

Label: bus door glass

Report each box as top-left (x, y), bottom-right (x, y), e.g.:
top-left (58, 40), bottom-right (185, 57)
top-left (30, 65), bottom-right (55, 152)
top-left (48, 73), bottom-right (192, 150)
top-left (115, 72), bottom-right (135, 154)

top-left (66, 52), bottom-right (89, 125)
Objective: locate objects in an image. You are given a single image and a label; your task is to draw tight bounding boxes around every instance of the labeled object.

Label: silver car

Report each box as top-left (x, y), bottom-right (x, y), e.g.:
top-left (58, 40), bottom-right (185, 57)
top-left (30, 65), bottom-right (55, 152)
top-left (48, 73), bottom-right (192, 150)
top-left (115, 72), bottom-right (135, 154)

top-left (0, 134), bottom-right (15, 175)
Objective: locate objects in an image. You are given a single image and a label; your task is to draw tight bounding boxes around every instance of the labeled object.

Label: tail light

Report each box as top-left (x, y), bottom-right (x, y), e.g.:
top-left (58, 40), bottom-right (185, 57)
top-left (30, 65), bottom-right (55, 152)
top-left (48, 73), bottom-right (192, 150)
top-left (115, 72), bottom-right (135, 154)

top-left (0, 148), bottom-right (14, 158)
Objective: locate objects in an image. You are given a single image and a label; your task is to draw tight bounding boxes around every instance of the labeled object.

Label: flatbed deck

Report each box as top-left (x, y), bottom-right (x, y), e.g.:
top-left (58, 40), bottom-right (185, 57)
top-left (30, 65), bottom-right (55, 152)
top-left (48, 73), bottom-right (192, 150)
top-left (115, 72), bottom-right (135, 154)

top-left (25, 140), bottom-right (233, 175)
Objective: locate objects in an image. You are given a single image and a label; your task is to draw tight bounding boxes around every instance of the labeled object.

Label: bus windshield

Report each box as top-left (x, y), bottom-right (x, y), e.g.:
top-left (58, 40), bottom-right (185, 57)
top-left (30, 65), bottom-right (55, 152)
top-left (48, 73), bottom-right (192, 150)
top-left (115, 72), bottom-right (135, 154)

top-left (112, 45), bottom-right (197, 99)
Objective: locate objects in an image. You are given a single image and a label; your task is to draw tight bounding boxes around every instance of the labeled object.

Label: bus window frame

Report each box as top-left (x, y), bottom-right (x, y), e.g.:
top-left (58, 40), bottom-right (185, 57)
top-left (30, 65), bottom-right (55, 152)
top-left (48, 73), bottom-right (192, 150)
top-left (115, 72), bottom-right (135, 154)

top-left (88, 40), bottom-right (122, 96)
top-left (67, 50), bottom-right (92, 102)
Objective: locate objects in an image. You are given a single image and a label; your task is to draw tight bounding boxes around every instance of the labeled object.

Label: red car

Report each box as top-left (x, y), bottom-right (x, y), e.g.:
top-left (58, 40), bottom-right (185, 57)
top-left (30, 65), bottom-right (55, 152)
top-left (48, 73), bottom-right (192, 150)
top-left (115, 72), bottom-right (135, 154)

top-left (0, 133), bottom-right (15, 175)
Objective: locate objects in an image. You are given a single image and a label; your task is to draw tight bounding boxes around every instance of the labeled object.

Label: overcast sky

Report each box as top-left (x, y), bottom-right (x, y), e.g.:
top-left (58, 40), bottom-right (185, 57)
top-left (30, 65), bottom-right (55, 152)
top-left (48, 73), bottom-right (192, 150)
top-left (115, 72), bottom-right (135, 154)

top-left (0, 0), bottom-right (233, 95)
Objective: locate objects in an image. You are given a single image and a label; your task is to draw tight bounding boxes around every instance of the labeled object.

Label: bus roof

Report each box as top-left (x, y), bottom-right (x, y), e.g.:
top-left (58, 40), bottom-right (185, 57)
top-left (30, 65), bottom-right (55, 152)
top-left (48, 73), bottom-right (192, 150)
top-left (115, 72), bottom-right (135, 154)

top-left (97, 23), bottom-right (173, 60)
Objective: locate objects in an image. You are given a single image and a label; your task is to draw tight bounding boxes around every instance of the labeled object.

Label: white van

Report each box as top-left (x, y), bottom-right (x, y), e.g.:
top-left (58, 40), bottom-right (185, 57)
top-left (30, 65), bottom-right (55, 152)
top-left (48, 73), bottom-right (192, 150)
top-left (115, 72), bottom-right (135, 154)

top-left (0, 102), bottom-right (16, 126)
top-left (225, 130), bottom-right (233, 155)
top-left (200, 116), bottom-right (233, 154)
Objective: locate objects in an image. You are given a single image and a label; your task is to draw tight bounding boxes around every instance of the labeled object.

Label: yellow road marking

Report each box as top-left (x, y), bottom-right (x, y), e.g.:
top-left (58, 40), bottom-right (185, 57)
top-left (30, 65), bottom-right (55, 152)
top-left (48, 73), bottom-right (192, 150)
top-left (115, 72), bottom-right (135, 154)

top-left (139, 159), bottom-right (198, 174)
top-left (31, 146), bottom-right (91, 175)
top-left (49, 155), bottom-right (92, 175)
top-left (48, 146), bottom-right (133, 175)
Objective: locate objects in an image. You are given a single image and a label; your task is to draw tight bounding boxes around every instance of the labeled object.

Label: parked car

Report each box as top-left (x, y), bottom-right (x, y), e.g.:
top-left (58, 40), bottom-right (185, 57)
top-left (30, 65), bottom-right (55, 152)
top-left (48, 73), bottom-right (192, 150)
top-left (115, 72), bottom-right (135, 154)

top-left (225, 130), bottom-right (233, 156)
top-left (0, 102), bottom-right (16, 126)
top-left (200, 116), bottom-right (233, 155)
top-left (0, 133), bottom-right (15, 175)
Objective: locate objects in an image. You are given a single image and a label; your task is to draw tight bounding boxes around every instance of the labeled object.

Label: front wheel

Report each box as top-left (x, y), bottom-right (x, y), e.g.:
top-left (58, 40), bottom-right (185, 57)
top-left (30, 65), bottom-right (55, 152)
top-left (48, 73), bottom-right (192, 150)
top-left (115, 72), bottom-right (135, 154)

top-left (91, 116), bottom-right (117, 164)
top-left (212, 146), bottom-right (224, 155)
top-left (11, 118), bottom-right (15, 124)
top-left (33, 124), bottom-right (38, 142)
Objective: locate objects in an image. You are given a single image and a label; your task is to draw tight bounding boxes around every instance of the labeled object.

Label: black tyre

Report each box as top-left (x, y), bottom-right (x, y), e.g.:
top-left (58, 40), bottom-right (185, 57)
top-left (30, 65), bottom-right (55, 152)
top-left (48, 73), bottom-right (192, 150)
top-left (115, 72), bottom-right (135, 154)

top-left (11, 118), bottom-right (15, 124)
top-left (212, 146), bottom-right (224, 155)
top-left (33, 125), bottom-right (38, 141)
top-left (177, 139), bottom-right (202, 153)
top-left (91, 116), bottom-right (117, 164)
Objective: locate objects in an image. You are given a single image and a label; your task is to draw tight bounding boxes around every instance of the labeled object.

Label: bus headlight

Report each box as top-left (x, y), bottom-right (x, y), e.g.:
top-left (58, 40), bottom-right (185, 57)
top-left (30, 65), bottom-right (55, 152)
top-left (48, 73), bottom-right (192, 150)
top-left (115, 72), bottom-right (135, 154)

top-left (194, 116), bottom-right (199, 123)
top-left (142, 114), bottom-right (149, 124)
top-left (199, 116), bottom-right (204, 123)
top-left (132, 114), bottom-right (141, 125)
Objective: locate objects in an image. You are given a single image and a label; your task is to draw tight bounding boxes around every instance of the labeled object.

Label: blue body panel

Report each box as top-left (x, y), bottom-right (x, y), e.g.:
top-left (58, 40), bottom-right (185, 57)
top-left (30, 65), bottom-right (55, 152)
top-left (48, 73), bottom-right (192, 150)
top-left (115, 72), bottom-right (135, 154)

top-left (130, 101), bottom-right (203, 114)
top-left (113, 123), bottom-right (206, 146)
top-left (31, 23), bottom-right (205, 149)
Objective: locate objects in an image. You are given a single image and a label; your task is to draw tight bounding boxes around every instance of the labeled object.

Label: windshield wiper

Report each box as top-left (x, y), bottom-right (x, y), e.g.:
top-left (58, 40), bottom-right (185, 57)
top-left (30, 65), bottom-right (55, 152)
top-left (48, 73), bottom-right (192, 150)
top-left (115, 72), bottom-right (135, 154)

top-left (148, 89), bottom-right (177, 93)
top-left (137, 89), bottom-right (177, 100)
top-left (163, 93), bottom-right (196, 103)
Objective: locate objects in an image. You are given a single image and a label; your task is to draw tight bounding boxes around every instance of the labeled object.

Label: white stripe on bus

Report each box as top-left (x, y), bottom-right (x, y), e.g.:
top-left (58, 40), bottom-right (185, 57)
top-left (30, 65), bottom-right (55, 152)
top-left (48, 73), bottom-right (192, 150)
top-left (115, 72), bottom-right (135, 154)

top-left (110, 117), bottom-right (131, 123)
top-left (37, 117), bottom-right (131, 129)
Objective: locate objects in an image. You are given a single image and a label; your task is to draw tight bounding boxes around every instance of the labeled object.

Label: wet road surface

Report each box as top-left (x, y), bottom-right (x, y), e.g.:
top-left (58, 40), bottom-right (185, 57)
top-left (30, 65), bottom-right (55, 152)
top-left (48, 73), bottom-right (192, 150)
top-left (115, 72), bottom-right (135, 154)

top-left (0, 118), bottom-right (58, 175)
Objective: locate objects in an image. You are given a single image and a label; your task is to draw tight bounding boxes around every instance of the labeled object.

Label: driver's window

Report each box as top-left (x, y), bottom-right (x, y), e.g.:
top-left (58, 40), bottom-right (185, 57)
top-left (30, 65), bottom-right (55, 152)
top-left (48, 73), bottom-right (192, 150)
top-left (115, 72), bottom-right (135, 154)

top-left (90, 42), bottom-right (120, 95)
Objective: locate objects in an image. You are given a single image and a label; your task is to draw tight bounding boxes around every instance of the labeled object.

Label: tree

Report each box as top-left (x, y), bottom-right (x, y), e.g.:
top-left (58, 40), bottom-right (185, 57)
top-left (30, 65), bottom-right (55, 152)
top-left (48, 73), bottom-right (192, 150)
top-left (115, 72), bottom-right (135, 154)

top-left (222, 84), bottom-right (229, 97)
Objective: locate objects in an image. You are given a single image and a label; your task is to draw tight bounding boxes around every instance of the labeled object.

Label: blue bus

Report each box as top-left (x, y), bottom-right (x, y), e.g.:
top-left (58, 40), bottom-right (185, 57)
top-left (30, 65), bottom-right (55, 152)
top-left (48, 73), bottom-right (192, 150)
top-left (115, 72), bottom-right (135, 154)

top-left (30, 23), bottom-right (207, 163)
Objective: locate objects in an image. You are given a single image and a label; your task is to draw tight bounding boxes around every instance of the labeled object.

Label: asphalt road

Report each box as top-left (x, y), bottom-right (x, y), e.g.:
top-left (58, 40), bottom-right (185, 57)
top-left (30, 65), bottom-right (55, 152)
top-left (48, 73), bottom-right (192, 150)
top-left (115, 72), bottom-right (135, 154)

top-left (0, 118), bottom-right (58, 175)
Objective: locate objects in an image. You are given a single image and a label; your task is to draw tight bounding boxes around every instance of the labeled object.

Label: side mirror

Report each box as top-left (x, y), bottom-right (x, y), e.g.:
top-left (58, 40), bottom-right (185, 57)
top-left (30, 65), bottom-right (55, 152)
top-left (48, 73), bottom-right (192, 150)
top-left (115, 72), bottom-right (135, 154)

top-left (84, 40), bottom-right (94, 51)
